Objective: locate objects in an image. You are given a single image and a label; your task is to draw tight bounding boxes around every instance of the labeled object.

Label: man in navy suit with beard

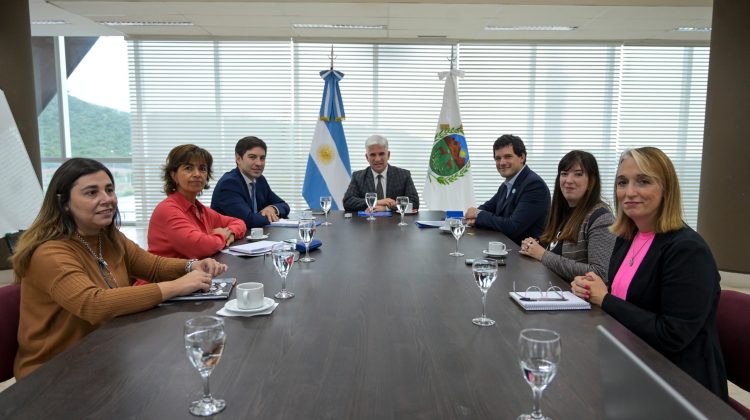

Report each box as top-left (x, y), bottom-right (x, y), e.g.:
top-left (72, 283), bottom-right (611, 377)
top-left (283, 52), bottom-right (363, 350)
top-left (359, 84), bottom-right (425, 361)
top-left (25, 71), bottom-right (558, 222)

top-left (464, 134), bottom-right (550, 245)
top-left (211, 136), bottom-right (290, 228)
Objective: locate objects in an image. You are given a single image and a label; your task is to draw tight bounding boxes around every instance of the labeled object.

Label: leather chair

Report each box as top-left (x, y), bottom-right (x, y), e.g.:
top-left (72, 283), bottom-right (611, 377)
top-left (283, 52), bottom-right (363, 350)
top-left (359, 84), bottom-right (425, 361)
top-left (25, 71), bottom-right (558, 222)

top-left (0, 283), bottom-right (21, 381)
top-left (717, 289), bottom-right (750, 418)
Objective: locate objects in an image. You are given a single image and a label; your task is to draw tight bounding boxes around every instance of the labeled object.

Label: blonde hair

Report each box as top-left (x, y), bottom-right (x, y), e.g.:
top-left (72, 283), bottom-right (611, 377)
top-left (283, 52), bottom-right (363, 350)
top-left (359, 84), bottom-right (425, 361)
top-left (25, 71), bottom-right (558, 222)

top-left (610, 147), bottom-right (684, 239)
top-left (12, 158), bottom-right (123, 281)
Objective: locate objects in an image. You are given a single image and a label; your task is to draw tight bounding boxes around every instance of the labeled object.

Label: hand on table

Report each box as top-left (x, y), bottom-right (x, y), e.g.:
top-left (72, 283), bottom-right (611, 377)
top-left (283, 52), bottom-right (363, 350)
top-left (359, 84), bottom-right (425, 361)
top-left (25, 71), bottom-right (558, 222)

top-left (519, 237), bottom-right (544, 261)
top-left (159, 269), bottom-right (212, 299)
top-left (571, 272), bottom-right (608, 306)
top-left (192, 258), bottom-right (228, 277)
top-left (261, 205), bottom-right (280, 222)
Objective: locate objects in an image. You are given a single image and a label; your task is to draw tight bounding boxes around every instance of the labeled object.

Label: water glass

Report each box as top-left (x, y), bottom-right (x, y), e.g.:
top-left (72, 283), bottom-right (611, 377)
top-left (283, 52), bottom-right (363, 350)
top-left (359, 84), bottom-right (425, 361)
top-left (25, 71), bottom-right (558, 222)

top-left (320, 195), bottom-right (332, 226)
top-left (448, 217), bottom-right (465, 256)
top-left (298, 218), bottom-right (316, 263)
top-left (271, 242), bottom-right (295, 299)
top-left (365, 192), bottom-right (377, 221)
top-left (472, 259), bottom-right (497, 326)
top-left (184, 316), bottom-right (226, 416)
top-left (517, 329), bottom-right (561, 420)
top-left (396, 196), bottom-right (409, 226)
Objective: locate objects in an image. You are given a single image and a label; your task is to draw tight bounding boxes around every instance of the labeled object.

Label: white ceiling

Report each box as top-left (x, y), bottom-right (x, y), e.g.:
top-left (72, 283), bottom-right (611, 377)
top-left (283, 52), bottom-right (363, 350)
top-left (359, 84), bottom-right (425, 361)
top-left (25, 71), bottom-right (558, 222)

top-left (29, 0), bottom-right (713, 43)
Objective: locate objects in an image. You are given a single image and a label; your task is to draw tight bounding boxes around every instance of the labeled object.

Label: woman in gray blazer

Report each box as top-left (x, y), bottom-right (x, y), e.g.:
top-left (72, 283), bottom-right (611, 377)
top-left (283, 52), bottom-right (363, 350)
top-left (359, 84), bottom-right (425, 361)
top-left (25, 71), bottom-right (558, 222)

top-left (520, 150), bottom-right (616, 281)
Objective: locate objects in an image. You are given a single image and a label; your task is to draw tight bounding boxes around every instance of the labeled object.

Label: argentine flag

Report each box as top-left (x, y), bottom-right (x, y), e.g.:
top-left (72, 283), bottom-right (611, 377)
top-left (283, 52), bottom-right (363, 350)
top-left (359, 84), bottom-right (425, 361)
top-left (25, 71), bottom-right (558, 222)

top-left (302, 69), bottom-right (352, 210)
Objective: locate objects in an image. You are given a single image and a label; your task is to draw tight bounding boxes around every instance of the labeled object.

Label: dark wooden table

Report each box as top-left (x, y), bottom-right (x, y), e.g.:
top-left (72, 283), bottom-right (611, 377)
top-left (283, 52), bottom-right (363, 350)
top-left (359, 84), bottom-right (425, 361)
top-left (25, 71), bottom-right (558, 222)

top-left (0, 211), bottom-right (738, 419)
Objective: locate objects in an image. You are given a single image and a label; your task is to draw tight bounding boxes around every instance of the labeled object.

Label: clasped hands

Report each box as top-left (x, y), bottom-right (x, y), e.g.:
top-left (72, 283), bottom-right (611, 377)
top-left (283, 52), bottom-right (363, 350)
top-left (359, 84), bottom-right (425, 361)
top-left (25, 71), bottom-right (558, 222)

top-left (570, 272), bottom-right (608, 306)
top-left (374, 198), bottom-right (396, 212)
top-left (519, 237), bottom-right (544, 261)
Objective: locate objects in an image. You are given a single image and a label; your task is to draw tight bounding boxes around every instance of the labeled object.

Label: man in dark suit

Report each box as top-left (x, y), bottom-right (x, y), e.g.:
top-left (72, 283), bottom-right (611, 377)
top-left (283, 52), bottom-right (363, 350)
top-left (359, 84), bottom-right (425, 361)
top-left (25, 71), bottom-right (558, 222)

top-left (211, 136), bottom-right (290, 228)
top-left (465, 134), bottom-right (550, 245)
top-left (343, 134), bottom-right (419, 212)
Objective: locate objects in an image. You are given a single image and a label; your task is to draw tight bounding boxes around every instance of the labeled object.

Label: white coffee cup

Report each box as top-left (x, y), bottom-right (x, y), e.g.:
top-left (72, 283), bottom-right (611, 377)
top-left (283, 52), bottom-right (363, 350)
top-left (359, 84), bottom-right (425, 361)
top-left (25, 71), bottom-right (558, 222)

top-left (405, 203), bottom-right (413, 213)
top-left (488, 241), bottom-right (507, 255)
top-left (250, 227), bottom-right (264, 239)
top-left (236, 282), bottom-right (264, 309)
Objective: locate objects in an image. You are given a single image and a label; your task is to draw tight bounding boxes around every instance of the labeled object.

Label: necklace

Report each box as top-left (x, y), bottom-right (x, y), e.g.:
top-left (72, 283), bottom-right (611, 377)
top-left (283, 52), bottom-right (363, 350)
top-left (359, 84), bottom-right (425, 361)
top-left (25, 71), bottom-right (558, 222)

top-left (75, 231), bottom-right (116, 288)
top-left (628, 235), bottom-right (651, 266)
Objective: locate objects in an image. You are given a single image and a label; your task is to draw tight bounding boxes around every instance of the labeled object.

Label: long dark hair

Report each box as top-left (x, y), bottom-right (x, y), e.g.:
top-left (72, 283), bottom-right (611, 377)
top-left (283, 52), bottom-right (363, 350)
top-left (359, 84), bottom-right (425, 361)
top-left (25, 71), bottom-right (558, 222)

top-left (12, 158), bottom-right (122, 279)
top-left (540, 150), bottom-right (606, 244)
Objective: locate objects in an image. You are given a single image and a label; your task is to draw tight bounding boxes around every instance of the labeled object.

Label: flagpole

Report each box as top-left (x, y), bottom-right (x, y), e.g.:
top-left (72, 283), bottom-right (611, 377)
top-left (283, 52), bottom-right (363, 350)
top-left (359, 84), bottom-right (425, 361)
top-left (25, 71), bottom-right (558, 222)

top-left (329, 45), bottom-right (335, 70)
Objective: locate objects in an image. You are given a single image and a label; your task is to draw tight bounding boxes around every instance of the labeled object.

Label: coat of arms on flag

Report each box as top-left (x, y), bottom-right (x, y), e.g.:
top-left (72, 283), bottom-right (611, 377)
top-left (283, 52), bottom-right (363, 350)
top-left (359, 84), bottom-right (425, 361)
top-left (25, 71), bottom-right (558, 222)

top-left (428, 127), bottom-right (470, 185)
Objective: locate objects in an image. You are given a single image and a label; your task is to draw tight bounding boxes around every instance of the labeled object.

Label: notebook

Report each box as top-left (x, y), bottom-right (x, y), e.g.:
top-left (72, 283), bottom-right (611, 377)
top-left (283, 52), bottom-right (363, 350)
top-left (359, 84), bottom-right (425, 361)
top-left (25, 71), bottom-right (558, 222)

top-left (509, 291), bottom-right (591, 311)
top-left (229, 240), bottom-right (281, 256)
top-left (167, 278), bottom-right (236, 302)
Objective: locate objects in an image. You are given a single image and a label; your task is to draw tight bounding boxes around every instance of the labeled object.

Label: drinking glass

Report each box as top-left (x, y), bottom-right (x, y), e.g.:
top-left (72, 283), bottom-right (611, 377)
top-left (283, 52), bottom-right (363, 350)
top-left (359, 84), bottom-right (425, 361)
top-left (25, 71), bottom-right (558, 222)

top-left (448, 217), bottom-right (466, 256)
top-left (365, 192), bottom-right (377, 221)
top-left (271, 242), bottom-right (295, 298)
top-left (396, 196), bottom-right (409, 226)
top-left (517, 329), bottom-right (561, 420)
top-left (471, 259), bottom-right (497, 326)
top-left (320, 195), bottom-right (333, 226)
top-left (298, 218), bottom-right (316, 263)
top-left (184, 316), bottom-right (227, 416)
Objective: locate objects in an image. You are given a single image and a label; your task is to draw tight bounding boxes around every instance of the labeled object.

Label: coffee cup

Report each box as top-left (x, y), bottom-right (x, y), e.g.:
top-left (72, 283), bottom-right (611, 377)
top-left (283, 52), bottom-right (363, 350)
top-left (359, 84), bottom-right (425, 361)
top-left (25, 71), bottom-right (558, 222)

top-left (488, 241), bottom-right (507, 255)
top-left (250, 228), bottom-right (264, 239)
top-left (236, 282), bottom-right (264, 309)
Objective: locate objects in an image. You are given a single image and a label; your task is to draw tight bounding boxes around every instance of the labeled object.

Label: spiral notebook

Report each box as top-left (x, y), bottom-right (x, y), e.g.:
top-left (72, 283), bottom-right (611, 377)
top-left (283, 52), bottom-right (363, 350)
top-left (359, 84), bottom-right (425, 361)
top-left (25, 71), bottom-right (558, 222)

top-left (509, 291), bottom-right (591, 311)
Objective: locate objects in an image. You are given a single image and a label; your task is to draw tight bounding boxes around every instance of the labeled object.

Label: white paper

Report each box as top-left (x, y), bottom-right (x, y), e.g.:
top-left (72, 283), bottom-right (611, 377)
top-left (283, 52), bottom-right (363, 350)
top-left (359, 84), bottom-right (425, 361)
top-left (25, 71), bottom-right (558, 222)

top-left (415, 220), bottom-right (445, 228)
top-left (269, 219), bottom-right (301, 227)
top-left (229, 240), bottom-right (281, 255)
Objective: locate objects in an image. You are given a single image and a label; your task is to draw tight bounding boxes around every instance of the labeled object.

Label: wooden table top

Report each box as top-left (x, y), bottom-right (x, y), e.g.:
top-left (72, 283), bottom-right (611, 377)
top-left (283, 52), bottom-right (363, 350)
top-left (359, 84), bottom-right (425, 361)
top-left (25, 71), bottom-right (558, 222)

top-left (0, 211), bottom-right (737, 419)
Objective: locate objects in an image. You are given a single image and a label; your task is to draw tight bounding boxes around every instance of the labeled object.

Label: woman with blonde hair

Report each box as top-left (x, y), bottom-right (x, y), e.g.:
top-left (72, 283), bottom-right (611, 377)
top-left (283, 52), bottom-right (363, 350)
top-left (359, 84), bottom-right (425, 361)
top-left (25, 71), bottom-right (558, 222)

top-left (520, 150), bottom-right (615, 281)
top-left (571, 147), bottom-right (727, 400)
top-left (12, 158), bottom-right (227, 379)
top-left (148, 144), bottom-right (246, 259)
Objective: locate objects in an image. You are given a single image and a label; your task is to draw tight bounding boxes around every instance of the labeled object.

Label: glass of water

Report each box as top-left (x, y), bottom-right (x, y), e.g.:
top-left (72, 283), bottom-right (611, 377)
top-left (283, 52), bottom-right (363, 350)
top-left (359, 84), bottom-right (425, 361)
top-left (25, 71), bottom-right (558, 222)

top-left (365, 192), bottom-right (377, 221)
top-left (517, 329), bottom-right (561, 420)
top-left (396, 196), bottom-right (409, 226)
top-left (471, 258), bottom-right (497, 326)
top-left (320, 195), bottom-right (333, 226)
top-left (184, 316), bottom-right (227, 416)
top-left (272, 242), bottom-right (295, 299)
top-left (448, 217), bottom-right (466, 256)
top-left (298, 218), bottom-right (316, 263)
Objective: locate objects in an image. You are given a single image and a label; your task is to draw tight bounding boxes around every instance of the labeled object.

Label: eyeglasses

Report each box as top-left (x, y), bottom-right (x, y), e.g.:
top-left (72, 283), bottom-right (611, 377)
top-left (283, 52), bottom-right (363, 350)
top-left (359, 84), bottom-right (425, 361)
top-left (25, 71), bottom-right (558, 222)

top-left (512, 281), bottom-right (567, 301)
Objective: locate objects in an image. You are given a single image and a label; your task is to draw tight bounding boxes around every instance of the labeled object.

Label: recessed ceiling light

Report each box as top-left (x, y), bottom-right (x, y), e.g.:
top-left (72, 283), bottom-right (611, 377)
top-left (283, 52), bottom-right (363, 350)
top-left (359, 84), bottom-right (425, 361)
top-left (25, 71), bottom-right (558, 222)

top-left (485, 25), bottom-right (577, 31)
top-left (674, 27), bottom-right (711, 32)
top-left (98, 21), bottom-right (194, 27)
top-left (32, 20), bottom-right (67, 25)
top-left (292, 23), bottom-right (386, 30)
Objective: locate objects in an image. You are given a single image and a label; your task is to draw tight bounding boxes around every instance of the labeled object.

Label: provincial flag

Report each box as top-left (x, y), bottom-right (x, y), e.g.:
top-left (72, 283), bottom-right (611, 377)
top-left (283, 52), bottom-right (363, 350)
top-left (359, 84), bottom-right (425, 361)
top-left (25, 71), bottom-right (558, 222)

top-left (423, 68), bottom-right (475, 210)
top-left (302, 69), bottom-right (352, 210)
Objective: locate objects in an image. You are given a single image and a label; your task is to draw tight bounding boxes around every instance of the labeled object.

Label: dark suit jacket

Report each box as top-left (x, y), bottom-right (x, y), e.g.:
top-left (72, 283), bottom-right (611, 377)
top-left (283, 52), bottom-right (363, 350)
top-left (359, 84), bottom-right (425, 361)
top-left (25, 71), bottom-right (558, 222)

top-left (602, 227), bottom-right (728, 401)
top-left (210, 168), bottom-right (290, 228)
top-left (475, 166), bottom-right (550, 245)
top-left (343, 165), bottom-right (419, 212)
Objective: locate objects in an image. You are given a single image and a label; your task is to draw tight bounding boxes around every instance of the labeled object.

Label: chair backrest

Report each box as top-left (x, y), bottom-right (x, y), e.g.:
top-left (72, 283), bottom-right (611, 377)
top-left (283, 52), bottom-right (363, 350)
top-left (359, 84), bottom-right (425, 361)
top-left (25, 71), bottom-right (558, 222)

top-left (717, 290), bottom-right (750, 391)
top-left (0, 283), bottom-right (21, 381)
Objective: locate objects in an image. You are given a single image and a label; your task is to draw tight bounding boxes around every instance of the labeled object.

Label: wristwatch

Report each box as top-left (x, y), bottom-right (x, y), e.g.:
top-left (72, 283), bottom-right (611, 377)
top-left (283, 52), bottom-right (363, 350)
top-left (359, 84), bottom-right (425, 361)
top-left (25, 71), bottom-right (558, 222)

top-left (185, 258), bottom-right (198, 273)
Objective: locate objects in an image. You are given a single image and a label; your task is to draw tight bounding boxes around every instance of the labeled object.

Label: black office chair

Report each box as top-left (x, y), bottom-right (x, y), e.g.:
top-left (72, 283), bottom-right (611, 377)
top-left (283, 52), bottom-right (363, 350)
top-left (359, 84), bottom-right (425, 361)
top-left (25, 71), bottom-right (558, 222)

top-left (4, 231), bottom-right (23, 255)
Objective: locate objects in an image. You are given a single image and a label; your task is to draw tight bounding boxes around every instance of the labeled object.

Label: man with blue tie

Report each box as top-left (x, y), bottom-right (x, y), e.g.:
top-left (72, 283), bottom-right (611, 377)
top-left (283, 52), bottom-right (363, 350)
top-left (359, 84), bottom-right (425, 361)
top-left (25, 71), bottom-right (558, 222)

top-left (464, 134), bottom-right (550, 245)
top-left (211, 136), bottom-right (290, 228)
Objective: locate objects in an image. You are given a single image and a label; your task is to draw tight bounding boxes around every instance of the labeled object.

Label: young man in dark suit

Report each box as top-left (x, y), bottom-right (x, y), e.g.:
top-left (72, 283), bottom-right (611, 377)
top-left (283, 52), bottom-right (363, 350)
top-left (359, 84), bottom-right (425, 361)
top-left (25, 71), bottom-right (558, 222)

top-left (343, 134), bottom-right (419, 212)
top-left (464, 134), bottom-right (550, 245)
top-left (211, 136), bottom-right (290, 228)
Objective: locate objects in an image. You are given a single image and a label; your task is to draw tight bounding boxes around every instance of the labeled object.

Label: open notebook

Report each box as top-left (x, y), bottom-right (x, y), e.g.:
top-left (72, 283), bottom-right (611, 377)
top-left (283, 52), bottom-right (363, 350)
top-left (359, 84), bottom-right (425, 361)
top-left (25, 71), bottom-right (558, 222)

top-left (509, 291), bottom-right (591, 311)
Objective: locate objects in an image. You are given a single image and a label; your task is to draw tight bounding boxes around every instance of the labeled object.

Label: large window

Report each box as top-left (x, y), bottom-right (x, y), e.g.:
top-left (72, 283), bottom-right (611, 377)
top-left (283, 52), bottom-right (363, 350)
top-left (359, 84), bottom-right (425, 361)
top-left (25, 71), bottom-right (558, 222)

top-left (129, 41), bottom-right (708, 228)
top-left (36, 36), bottom-right (134, 222)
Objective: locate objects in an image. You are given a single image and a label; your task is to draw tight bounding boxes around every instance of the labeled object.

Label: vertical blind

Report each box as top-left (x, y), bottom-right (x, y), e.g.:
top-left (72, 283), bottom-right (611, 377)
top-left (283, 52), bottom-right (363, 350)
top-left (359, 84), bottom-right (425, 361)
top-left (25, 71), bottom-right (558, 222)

top-left (129, 40), bottom-right (708, 229)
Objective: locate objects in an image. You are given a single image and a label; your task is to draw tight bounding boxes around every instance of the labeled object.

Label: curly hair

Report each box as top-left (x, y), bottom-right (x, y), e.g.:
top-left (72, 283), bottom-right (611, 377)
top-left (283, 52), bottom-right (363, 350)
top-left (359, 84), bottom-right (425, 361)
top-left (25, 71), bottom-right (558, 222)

top-left (162, 144), bottom-right (214, 194)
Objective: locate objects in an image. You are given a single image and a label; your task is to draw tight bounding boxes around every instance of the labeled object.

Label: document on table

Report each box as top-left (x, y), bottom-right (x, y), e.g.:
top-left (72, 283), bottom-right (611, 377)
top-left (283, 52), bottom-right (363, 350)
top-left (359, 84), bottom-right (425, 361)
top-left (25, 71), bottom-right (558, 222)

top-left (415, 220), bottom-right (445, 228)
top-left (228, 240), bottom-right (281, 256)
top-left (509, 291), bottom-right (591, 311)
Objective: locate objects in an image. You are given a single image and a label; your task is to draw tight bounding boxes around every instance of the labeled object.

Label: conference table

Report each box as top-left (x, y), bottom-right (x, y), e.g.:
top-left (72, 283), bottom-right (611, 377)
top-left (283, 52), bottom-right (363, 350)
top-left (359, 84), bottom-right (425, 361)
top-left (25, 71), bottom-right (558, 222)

top-left (0, 211), bottom-right (738, 419)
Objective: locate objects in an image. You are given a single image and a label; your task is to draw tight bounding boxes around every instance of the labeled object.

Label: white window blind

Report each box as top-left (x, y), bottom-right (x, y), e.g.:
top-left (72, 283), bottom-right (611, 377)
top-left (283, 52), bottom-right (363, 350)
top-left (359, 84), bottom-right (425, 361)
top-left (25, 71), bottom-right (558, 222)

top-left (129, 40), bottom-right (708, 229)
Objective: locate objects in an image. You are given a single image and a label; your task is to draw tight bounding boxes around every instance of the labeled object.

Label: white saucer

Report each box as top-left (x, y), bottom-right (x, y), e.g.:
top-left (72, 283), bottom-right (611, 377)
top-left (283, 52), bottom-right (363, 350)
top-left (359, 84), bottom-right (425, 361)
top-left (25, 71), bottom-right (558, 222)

top-left (246, 234), bottom-right (269, 241)
top-left (224, 297), bottom-right (275, 314)
top-left (483, 249), bottom-right (508, 257)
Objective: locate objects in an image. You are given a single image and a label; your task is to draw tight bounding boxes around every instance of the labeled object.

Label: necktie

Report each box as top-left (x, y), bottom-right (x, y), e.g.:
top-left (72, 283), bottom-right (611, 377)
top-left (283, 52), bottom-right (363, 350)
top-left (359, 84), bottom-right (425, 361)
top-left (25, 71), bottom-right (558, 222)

top-left (376, 175), bottom-right (384, 200)
top-left (250, 182), bottom-right (257, 213)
